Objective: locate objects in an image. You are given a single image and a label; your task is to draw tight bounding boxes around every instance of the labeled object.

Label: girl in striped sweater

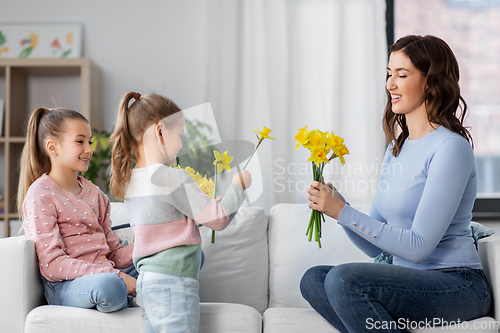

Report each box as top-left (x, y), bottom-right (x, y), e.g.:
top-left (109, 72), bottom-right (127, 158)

top-left (109, 92), bottom-right (251, 333)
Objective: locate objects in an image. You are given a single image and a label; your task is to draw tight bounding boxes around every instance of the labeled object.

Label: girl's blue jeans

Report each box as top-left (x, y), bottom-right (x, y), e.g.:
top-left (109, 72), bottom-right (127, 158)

top-left (300, 263), bottom-right (491, 333)
top-left (41, 265), bottom-right (139, 313)
top-left (136, 271), bottom-right (200, 333)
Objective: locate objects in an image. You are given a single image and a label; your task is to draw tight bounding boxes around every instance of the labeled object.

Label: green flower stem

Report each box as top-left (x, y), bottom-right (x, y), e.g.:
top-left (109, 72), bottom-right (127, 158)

top-left (211, 164), bottom-right (218, 243)
top-left (243, 149), bottom-right (257, 170)
top-left (243, 139), bottom-right (263, 170)
top-left (306, 161), bottom-right (325, 248)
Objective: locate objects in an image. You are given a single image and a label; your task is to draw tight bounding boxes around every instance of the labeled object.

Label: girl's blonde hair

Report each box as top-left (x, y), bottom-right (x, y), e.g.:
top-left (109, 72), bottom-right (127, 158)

top-left (17, 107), bottom-right (89, 218)
top-left (109, 92), bottom-right (182, 200)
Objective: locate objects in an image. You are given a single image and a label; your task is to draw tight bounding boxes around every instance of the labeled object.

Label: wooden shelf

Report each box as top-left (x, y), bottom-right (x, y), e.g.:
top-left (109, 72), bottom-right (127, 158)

top-left (0, 58), bottom-right (103, 238)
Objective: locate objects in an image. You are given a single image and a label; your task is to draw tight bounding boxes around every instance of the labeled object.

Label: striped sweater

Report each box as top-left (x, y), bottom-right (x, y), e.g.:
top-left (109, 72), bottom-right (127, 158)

top-left (125, 164), bottom-right (245, 278)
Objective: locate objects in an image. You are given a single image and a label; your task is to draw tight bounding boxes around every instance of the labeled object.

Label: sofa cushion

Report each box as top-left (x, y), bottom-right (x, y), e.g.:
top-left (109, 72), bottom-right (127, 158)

top-left (0, 236), bottom-right (46, 333)
top-left (25, 303), bottom-right (262, 333)
top-left (199, 206), bottom-right (269, 313)
top-left (263, 307), bottom-right (339, 333)
top-left (110, 202), bottom-right (129, 228)
top-left (263, 308), bottom-right (498, 333)
top-left (109, 202), bottom-right (269, 313)
top-left (268, 203), bottom-right (372, 308)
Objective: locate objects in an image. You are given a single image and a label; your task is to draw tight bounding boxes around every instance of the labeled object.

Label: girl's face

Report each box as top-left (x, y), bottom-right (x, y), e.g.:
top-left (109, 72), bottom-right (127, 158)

top-left (160, 117), bottom-right (185, 165)
top-left (51, 120), bottom-right (93, 174)
top-left (386, 50), bottom-right (427, 116)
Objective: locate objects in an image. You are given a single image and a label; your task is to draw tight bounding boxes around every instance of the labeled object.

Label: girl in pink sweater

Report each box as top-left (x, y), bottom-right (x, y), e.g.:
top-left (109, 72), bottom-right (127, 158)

top-left (18, 107), bottom-right (137, 312)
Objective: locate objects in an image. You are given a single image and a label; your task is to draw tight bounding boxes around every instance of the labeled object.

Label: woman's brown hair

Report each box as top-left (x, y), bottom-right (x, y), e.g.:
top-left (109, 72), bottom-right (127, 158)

top-left (17, 108), bottom-right (89, 218)
top-left (109, 92), bottom-right (182, 200)
top-left (382, 35), bottom-right (473, 156)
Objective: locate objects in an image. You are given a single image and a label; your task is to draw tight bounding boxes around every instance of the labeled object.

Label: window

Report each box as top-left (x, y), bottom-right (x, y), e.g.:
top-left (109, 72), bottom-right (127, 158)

top-left (388, 0), bottom-right (500, 219)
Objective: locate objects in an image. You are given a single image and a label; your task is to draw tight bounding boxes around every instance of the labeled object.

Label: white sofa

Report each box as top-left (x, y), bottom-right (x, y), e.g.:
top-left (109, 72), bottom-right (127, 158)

top-left (1, 203), bottom-right (499, 333)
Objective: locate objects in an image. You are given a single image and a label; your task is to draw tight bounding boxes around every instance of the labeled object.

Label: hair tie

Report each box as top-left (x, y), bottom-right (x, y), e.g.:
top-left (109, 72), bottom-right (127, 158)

top-left (134, 92), bottom-right (141, 100)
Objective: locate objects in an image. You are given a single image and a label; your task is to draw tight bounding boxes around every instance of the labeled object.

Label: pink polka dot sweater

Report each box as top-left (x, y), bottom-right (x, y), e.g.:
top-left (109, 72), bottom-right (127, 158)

top-left (23, 174), bottom-right (134, 282)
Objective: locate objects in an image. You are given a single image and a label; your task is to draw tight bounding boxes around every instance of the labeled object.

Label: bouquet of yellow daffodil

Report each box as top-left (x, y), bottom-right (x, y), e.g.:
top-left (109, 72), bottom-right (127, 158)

top-left (184, 166), bottom-right (215, 199)
top-left (294, 126), bottom-right (349, 248)
top-left (176, 150), bottom-right (233, 243)
top-left (211, 150), bottom-right (233, 243)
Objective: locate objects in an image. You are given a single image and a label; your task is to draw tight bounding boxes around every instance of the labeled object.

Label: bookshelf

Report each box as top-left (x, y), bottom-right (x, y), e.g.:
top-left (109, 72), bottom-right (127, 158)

top-left (0, 58), bottom-right (102, 237)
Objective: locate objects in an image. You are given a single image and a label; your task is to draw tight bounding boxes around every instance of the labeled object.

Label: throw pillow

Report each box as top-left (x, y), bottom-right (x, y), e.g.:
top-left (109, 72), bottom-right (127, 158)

top-left (470, 221), bottom-right (495, 250)
top-left (111, 223), bottom-right (134, 247)
top-left (374, 251), bottom-right (393, 264)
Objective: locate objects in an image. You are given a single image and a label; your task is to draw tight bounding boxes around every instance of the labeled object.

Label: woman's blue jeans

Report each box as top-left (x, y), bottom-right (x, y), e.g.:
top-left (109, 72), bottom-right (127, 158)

top-left (300, 263), bottom-right (491, 333)
top-left (41, 265), bottom-right (139, 313)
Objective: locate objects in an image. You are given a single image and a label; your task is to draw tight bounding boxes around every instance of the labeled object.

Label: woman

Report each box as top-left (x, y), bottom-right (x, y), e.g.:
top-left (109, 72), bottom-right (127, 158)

top-left (300, 35), bottom-right (491, 333)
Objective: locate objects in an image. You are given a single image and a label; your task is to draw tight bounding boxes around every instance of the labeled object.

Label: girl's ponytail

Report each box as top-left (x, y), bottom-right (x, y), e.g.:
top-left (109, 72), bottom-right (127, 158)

top-left (109, 91), bottom-right (182, 200)
top-left (109, 92), bottom-right (139, 200)
top-left (17, 107), bottom-right (52, 218)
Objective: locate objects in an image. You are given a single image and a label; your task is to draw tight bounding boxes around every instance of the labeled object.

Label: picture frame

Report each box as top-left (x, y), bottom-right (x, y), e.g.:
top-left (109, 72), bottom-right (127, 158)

top-left (0, 22), bottom-right (83, 58)
top-left (0, 98), bottom-right (4, 137)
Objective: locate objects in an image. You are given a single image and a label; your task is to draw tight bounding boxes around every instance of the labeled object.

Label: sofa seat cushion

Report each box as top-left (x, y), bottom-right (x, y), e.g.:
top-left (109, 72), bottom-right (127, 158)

top-left (263, 307), bottom-right (340, 333)
top-left (25, 305), bottom-right (142, 333)
top-left (263, 308), bottom-right (497, 333)
top-left (25, 303), bottom-right (262, 333)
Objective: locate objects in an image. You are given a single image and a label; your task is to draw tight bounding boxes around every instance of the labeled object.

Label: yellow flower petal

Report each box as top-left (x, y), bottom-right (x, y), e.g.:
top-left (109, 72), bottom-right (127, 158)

top-left (253, 126), bottom-right (276, 141)
top-left (213, 150), bottom-right (233, 174)
top-left (294, 126), bottom-right (309, 149)
top-left (307, 147), bottom-right (329, 167)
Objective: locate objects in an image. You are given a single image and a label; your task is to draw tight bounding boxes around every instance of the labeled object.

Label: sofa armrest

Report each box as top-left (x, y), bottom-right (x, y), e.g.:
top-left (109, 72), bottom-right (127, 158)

top-left (478, 236), bottom-right (500, 320)
top-left (0, 236), bottom-right (45, 333)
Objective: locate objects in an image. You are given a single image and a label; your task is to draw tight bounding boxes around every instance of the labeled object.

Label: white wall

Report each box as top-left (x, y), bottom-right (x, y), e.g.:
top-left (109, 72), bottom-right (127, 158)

top-left (1, 0), bottom-right (209, 131)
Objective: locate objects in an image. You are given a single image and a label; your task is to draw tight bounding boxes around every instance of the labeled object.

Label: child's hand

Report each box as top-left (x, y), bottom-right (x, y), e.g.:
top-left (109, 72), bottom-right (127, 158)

top-left (119, 271), bottom-right (137, 297)
top-left (233, 170), bottom-right (252, 190)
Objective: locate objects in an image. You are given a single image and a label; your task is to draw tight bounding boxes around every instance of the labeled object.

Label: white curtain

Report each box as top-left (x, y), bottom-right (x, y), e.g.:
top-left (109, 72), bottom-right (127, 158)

top-left (205, 0), bottom-right (388, 212)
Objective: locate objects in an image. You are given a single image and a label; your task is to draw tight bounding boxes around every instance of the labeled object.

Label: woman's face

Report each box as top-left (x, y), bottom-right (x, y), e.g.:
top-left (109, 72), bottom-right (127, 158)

top-left (386, 50), bottom-right (427, 116)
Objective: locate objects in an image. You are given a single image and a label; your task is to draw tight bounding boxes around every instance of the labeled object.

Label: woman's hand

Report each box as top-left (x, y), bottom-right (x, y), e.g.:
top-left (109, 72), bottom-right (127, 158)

top-left (307, 181), bottom-right (346, 220)
top-left (119, 271), bottom-right (137, 297)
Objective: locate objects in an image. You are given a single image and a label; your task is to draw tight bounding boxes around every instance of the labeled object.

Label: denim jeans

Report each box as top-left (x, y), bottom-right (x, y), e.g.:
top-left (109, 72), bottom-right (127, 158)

top-left (300, 263), bottom-right (491, 333)
top-left (136, 271), bottom-right (200, 333)
top-left (41, 265), bottom-right (139, 313)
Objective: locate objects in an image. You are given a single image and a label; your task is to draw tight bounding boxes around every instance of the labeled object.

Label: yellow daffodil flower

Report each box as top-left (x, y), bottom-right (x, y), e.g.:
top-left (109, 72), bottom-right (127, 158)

top-left (199, 177), bottom-right (215, 199)
top-left (335, 146), bottom-right (350, 165)
top-left (253, 126), bottom-right (276, 141)
top-left (185, 166), bottom-right (203, 183)
top-left (295, 126), bottom-right (349, 248)
top-left (307, 147), bottom-right (329, 167)
top-left (325, 132), bottom-right (344, 151)
top-left (303, 129), bottom-right (326, 150)
top-left (213, 150), bottom-right (233, 174)
top-left (294, 126), bottom-right (309, 151)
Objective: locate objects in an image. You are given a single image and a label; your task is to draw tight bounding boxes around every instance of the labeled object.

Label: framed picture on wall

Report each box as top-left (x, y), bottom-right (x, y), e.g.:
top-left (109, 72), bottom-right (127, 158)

top-left (0, 22), bottom-right (83, 58)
